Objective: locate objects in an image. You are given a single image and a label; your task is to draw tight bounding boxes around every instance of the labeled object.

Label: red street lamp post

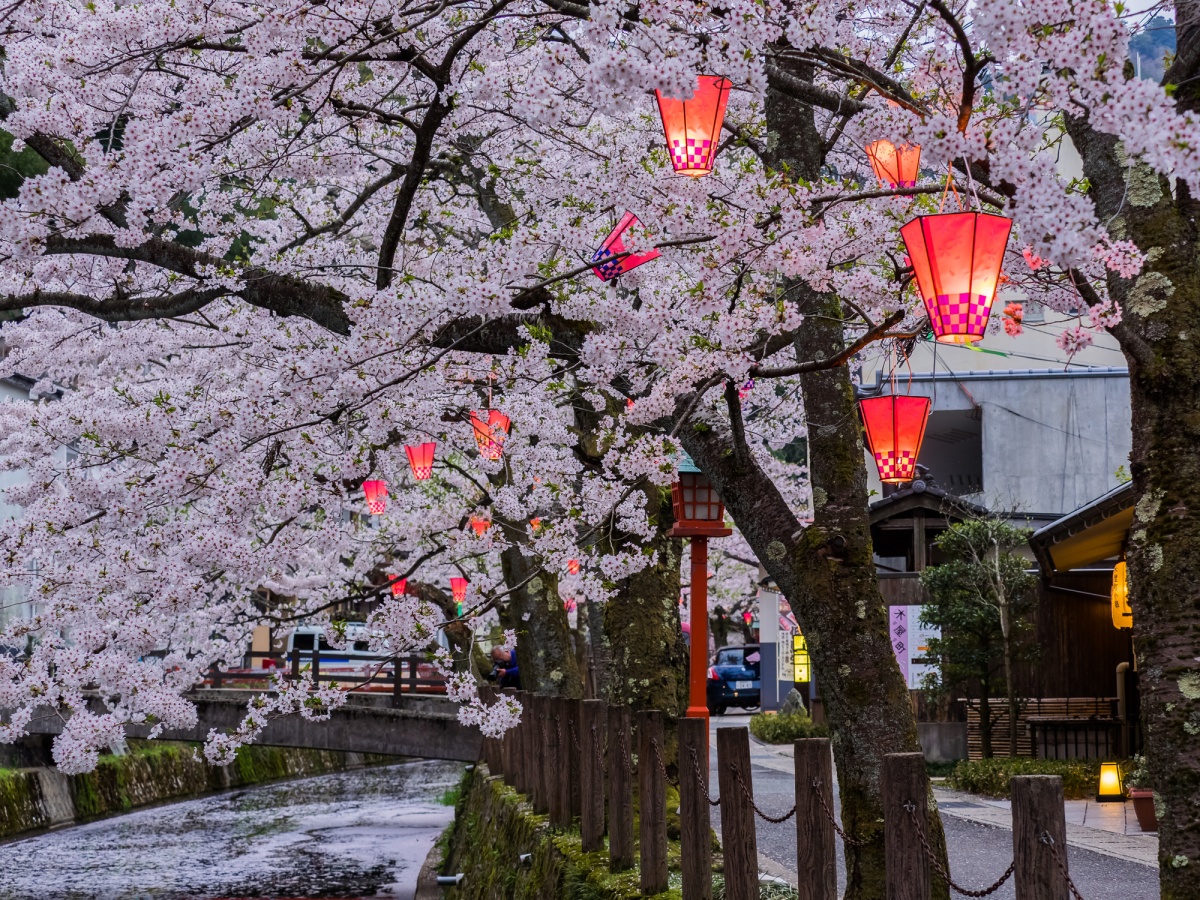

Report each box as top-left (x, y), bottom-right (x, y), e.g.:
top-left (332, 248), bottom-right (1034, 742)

top-left (670, 455), bottom-right (732, 729)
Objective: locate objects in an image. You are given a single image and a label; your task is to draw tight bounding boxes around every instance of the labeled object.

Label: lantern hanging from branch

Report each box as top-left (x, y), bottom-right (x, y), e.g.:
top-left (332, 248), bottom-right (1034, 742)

top-left (858, 395), bottom-right (931, 483)
top-left (655, 75), bottom-right (732, 177)
top-left (592, 211), bottom-right (662, 281)
top-left (470, 410), bottom-right (511, 460)
top-left (568, 559), bottom-right (581, 575)
top-left (405, 442), bottom-right (436, 480)
top-left (1112, 560), bottom-right (1132, 629)
top-left (668, 453), bottom-right (733, 538)
top-left (389, 576), bottom-right (407, 598)
top-left (362, 480), bottom-right (388, 514)
top-left (900, 211), bottom-right (1013, 343)
top-left (450, 577), bottom-right (469, 611)
top-left (469, 515), bottom-right (491, 537)
top-left (864, 140), bottom-right (922, 188)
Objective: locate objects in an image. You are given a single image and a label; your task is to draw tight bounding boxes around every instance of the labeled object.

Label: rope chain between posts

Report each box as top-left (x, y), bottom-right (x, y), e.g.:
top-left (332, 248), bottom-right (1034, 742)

top-left (650, 739), bottom-right (680, 788)
top-left (1040, 832), bottom-right (1087, 900)
top-left (569, 717), bottom-right (581, 753)
top-left (590, 723), bottom-right (604, 772)
top-left (688, 747), bottom-right (721, 806)
top-left (620, 729), bottom-right (634, 776)
top-left (730, 762), bottom-right (796, 824)
top-left (812, 778), bottom-right (870, 846)
top-left (903, 802), bottom-right (1015, 897)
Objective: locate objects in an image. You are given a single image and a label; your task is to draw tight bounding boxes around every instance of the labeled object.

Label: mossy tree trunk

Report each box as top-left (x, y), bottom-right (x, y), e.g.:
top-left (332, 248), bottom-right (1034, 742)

top-left (1067, 105), bottom-right (1200, 895)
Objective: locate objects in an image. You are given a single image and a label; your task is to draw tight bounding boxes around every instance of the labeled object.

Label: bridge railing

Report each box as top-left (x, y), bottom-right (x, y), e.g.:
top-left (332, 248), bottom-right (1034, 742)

top-left (202, 649), bottom-right (447, 703)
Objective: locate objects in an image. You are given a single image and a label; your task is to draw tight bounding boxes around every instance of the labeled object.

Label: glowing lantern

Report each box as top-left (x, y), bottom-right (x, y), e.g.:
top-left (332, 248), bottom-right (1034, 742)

top-left (592, 211), bottom-right (661, 281)
top-left (471, 410), bottom-right (511, 460)
top-left (469, 515), bottom-right (491, 536)
top-left (1112, 560), bottom-right (1132, 630)
top-left (900, 211), bottom-right (1013, 343)
top-left (362, 480), bottom-right (388, 514)
top-left (405, 442), bottom-right (436, 480)
top-left (655, 75), bottom-right (732, 177)
top-left (1097, 761), bottom-right (1124, 802)
top-left (669, 453), bottom-right (733, 538)
top-left (568, 559), bottom-right (580, 575)
top-left (858, 395), bottom-right (931, 484)
top-left (389, 576), bottom-right (407, 598)
top-left (864, 141), bottom-right (921, 188)
top-left (530, 517), bottom-right (543, 532)
top-left (450, 577), bottom-right (469, 609)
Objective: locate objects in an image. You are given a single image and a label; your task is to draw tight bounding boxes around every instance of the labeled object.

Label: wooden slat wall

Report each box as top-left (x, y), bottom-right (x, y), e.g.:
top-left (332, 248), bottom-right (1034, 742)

top-left (962, 697), bottom-right (1118, 760)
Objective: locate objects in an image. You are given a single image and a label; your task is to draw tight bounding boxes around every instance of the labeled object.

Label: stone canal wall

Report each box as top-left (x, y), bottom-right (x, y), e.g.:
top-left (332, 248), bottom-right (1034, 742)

top-left (440, 765), bottom-right (696, 900)
top-left (0, 738), bottom-right (388, 838)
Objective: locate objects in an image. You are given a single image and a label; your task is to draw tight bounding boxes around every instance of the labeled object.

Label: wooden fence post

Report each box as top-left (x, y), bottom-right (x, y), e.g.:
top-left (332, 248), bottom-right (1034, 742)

top-left (550, 698), bottom-right (571, 827)
top-left (311, 645), bottom-right (321, 684)
top-left (391, 660), bottom-right (402, 708)
top-left (795, 738), bottom-right (837, 900)
top-left (716, 727), bottom-right (758, 900)
top-left (514, 690), bottom-right (529, 795)
top-left (678, 716), bottom-right (712, 900)
top-left (883, 752), bottom-right (930, 900)
top-left (499, 688), bottom-right (516, 782)
top-left (580, 699), bottom-right (606, 852)
top-left (532, 696), bottom-right (550, 814)
top-left (566, 698), bottom-right (582, 821)
top-left (607, 705), bottom-right (635, 872)
top-left (1012, 775), bottom-right (1070, 900)
top-left (637, 710), bottom-right (668, 895)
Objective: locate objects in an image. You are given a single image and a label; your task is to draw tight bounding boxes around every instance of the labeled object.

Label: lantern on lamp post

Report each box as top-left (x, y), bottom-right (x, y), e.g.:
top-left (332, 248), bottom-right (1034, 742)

top-left (654, 75), bottom-right (732, 177)
top-left (864, 140), bottom-right (922, 188)
top-left (858, 394), bottom-right (932, 484)
top-left (670, 453), bottom-right (732, 726)
top-left (900, 211), bottom-right (1013, 343)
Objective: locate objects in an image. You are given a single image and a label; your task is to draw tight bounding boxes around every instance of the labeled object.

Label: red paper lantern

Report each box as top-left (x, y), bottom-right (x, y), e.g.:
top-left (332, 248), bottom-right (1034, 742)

top-left (530, 517), bottom-right (543, 532)
top-left (568, 559), bottom-right (580, 575)
top-left (450, 577), bottom-right (469, 605)
top-left (389, 576), bottom-right (407, 598)
top-left (362, 480), bottom-right (388, 514)
top-left (900, 212), bottom-right (1013, 344)
top-left (858, 395), bottom-right (932, 483)
top-left (864, 140), bottom-right (921, 188)
top-left (469, 515), bottom-right (491, 536)
top-left (405, 442), bottom-right (436, 480)
top-left (655, 75), bottom-right (732, 177)
top-left (592, 211), bottom-right (661, 281)
top-left (470, 410), bottom-right (511, 460)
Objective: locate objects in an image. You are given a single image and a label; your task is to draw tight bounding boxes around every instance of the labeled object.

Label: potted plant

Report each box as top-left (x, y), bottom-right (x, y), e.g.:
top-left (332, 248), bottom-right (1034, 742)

top-left (1125, 756), bottom-right (1157, 833)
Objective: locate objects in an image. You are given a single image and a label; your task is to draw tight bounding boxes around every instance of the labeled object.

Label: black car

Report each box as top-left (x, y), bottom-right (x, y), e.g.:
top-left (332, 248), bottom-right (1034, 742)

top-left (706, 644), bottom-right (761, 715)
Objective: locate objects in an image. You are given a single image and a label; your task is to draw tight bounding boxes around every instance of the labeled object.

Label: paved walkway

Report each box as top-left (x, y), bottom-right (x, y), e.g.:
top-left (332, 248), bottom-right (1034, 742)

top-left (708, 714), bottom-right (1160, 899)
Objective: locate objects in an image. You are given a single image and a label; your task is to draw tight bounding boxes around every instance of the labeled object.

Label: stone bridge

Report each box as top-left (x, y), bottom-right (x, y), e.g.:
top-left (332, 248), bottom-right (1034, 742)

top-left (20, 690), bottom-right (482, 762)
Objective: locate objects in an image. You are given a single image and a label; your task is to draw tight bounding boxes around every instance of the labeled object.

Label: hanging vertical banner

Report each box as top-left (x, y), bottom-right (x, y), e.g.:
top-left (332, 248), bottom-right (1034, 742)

top-left (792, 633), bottom-right (811, 684)
top-left (890, 605), bottom-right (939, 690)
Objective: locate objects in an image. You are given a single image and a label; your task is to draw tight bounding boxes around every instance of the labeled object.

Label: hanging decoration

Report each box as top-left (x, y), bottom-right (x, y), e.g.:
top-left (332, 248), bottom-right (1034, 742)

top-left (362, 480), bottom-right (388, 514)
top-left (469, 515), bottom-right (491, 536)
top-left (450, 577), bottom-right (469, 616)
top-left (568, 559), bottom-right (581, 575)
top-left (864, 140), bottom-right (922, 188)
top-left (900, 211), bottom-right (1013, 343)
top-left (654, 75), bottom-right (732, 177)
top-left (591, 211), bottom-right (661, 281)
top-left (858, 395), bottom-right (932, 483)
top-left (470, 410), bottom-right (511, 460)
top-left (1112, 560), bottom-right (1132, 629)
top-left (530, 517), bottom-right (543, 532)
top-left (405, 442), bottom-right (436, 480)
top-left (389, 576), bottom-right (407, 598)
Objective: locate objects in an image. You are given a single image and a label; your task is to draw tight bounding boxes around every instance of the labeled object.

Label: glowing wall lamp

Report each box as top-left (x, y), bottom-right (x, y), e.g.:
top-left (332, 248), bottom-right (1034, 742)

top-left (1112, 559), bottom-right (1133, 630)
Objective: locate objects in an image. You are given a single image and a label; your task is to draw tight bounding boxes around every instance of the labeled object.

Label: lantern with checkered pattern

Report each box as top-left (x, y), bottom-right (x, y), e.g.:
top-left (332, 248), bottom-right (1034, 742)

top-left (405, 442), bottom-right (436, 480)
top-left (361, 480), bottom-right (388, 514)
top-left (592, 211), bottom-right (661, 281)
top-left (858, 395), bottom-right (931, 484)
top-left (864, 140), bottom-right (921, 188)
top-left (655, 75), bottom-right (732, 177)
top-left (900, 211), bottom-right (1012, 343)
top-left (470, 410), bottom-right (511, 460)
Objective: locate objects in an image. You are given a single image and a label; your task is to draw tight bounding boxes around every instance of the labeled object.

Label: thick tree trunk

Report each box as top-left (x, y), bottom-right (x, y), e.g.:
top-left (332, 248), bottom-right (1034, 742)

top-left (497, 539), bottom-right (582, 697)
top-left (1068, 109), bottom-right (1200, 895)
top-left (681, 303), bottom-right (944, 898)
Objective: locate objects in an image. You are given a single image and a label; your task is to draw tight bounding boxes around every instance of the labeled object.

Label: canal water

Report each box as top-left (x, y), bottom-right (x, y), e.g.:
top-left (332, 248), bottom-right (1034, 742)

top-left (0, 759), bottom-right (464, 900)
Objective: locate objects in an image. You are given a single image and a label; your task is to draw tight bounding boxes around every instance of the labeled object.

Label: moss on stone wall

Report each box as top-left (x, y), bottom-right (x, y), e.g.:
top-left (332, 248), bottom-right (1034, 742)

top-left (0, 740), bottom-right (388, 838)
top-left (442, 765), bottom-right (691, 900)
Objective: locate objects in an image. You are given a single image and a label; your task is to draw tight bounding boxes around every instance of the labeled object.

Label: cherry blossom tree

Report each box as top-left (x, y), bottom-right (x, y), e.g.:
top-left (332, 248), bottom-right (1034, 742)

top-left (0, 0), bottom-right (1197, 892)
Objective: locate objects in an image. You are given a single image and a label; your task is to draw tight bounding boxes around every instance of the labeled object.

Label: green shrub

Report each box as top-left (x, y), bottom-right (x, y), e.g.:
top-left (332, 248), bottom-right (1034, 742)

top-left (748, 712), bottom-right (828, 745)
top-left (946, 757), bottom-right (1132, 800)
